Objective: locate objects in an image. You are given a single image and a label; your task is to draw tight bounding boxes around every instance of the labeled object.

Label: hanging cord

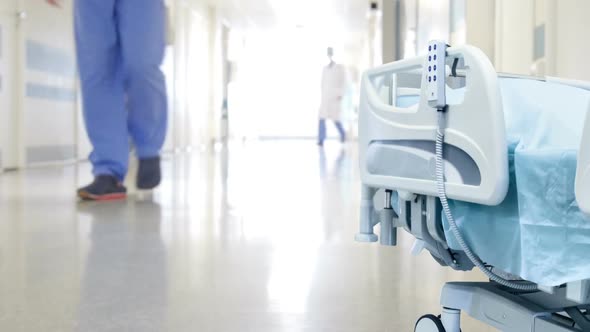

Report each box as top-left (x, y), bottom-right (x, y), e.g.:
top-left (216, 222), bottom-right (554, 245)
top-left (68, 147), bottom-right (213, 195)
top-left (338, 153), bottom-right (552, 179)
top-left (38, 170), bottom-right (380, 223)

top-left (435, 111), bottom-right (537, 291)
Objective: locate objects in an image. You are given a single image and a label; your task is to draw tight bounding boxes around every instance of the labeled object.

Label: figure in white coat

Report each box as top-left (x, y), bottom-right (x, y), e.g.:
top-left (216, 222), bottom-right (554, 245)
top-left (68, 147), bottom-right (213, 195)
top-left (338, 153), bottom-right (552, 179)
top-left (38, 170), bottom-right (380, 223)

top-left (318, 47), bottom-right (347, 147)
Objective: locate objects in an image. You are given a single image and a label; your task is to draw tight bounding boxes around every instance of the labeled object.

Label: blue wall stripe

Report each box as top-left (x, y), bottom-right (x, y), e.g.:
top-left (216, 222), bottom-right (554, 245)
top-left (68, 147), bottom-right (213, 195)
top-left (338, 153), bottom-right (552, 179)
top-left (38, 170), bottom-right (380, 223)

top-left (26, 40), bottom-right (76, 77)
top-left (26, 83), bottom-right (76, 102)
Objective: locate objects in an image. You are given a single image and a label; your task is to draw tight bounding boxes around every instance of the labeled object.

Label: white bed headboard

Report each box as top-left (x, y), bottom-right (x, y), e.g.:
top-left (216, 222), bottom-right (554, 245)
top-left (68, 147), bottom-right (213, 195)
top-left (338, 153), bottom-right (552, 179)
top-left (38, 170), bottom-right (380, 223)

top-left (576, 110), bottom-right (590, 214)
top-left (359, 45), bottom-right (508, 205)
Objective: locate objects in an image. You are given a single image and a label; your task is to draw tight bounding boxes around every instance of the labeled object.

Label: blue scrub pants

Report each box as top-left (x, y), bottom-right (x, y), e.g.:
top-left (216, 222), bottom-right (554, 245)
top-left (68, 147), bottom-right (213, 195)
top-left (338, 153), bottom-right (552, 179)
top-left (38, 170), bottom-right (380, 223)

top-left (75, 0), bottom-right (167, 181)
top-left (318, 119), bottom-right (346, 145)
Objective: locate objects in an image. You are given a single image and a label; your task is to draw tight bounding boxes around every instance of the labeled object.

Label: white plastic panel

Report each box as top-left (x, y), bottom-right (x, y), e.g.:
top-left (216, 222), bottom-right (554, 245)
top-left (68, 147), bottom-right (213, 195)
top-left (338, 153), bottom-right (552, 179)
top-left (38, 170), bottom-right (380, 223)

top-left (576, 110), bottom-right (590, 214)
top-left (359, 45), bottom-right (508, 205)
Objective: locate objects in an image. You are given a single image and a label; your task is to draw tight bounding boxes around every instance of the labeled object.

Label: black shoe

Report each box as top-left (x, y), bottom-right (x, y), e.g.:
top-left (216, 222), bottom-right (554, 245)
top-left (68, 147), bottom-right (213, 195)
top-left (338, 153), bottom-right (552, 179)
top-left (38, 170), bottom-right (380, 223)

top-left (78, 175), bottom-right (127, 201)
top-left (137, 156), bottom-right (161, 190)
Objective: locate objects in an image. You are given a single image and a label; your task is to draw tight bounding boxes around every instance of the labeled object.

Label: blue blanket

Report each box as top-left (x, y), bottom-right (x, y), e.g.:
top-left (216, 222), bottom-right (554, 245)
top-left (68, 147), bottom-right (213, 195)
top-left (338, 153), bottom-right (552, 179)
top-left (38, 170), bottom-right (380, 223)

top-left (397, 78), bottom-right (590, 286)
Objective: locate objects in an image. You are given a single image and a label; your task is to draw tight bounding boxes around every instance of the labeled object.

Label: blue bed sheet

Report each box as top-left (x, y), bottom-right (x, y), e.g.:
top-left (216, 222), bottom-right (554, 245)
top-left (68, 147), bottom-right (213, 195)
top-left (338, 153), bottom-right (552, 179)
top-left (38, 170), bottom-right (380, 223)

top-left (444, 78), bottom-right (590, 286)
top-left (395, 78), bottom-right (590, 286)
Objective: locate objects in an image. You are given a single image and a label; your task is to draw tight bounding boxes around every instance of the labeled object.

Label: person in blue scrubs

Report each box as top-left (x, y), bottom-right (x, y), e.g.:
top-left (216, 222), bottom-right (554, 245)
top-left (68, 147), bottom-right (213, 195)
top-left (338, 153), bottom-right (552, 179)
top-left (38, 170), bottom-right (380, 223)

top-left (47, 0), bottom-right (168, 200)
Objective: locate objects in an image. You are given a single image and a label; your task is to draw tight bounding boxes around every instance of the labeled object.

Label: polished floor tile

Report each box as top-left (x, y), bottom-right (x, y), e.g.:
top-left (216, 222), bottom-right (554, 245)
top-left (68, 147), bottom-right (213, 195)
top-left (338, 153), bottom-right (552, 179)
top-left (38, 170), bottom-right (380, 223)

top-left (0, 141), bottom-right (495, 331)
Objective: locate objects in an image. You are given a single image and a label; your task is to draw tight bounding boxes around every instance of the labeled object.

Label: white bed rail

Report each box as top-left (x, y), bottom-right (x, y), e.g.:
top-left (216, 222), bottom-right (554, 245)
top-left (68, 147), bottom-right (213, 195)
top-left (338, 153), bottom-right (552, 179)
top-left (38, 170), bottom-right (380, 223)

top-left (359, 45), bottom-right (508, 205)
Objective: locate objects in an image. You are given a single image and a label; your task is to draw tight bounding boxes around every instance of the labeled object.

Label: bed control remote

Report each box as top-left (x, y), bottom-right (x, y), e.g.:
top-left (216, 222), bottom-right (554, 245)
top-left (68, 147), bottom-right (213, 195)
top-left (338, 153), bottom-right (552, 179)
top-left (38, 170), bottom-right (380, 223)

top-left (426, 40), bottom-right (447, 109)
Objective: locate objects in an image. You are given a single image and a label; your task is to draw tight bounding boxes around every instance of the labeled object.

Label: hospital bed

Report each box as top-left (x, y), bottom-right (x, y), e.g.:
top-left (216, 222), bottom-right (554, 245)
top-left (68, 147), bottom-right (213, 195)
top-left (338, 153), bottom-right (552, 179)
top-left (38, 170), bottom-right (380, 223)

top-left (356, 42), bottom-right (590, 331)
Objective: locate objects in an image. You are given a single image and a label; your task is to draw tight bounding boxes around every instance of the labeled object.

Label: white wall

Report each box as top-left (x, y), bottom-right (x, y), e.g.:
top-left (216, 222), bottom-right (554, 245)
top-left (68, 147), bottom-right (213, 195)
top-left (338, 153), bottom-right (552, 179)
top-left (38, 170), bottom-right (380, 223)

top-left (465, 0), bottom-right (495, 62)
top-left (464, 0), bottom-right (590, 80)
top-left (550, 0), bottom-right (590, 80)
top-left (207, 6), bottom-right (225, 145)
top-left (484, 0), bottom-right (590, 80)
top-left (494, 0), bottom-right (534, 74)
top-left (416, 0), bottom-right (450, 55)
top-left (167, 0), bottom-right (221, 150)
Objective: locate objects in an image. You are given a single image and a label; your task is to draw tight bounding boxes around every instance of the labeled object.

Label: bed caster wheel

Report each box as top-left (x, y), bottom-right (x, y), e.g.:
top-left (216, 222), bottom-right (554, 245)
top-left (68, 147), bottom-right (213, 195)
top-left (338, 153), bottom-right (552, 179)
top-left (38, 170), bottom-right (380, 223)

top-left (415, 315), bottom-right (446, 332)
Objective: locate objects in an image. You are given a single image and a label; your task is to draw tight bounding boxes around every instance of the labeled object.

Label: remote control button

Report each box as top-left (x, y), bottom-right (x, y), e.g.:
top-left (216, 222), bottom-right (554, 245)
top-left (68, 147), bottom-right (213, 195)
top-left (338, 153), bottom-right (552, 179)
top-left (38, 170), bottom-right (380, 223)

top-left (428, 56), bottom-right (432, 61)
top-left (429, 46), bottom-right (432, 51)
top-left (434, 75), bottom-right (437, 81)
top-left (428, 66), bottom-right (431, 72)
top-left (434, 44), bottom-right (437, 50)
top-left (434, 65), bottom-right (437, 71)
top-left (434, 55), bottom-right (437, 60)
top-left (428, 77), bottom-right (432, 82)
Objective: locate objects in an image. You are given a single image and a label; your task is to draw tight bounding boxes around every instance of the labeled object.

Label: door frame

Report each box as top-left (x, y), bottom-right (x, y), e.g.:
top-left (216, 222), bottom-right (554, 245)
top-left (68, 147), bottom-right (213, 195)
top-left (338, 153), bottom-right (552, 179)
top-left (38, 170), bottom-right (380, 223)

top-left (0, 0), bottom-right (25, 170)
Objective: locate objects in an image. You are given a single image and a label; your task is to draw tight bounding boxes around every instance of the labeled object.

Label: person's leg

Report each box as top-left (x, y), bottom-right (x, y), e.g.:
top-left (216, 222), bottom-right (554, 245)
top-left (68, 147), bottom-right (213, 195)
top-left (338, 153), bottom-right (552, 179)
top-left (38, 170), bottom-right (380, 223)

top-left (334, 121), bottom-right (347, 142)
top-left (75, 0), bottom-right (128, 181)
top-left (116, 0), bottom-right (167, 160)
top-left (318, 119), bottom-right (326, 146)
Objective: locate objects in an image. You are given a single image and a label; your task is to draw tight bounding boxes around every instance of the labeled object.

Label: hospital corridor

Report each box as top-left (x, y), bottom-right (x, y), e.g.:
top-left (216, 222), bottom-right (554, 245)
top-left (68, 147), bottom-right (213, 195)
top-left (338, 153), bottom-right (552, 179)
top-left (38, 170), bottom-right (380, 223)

top-left (0, 142), bottom-right (492, 331)
top-left (0, 0), bottom-right (590, 331)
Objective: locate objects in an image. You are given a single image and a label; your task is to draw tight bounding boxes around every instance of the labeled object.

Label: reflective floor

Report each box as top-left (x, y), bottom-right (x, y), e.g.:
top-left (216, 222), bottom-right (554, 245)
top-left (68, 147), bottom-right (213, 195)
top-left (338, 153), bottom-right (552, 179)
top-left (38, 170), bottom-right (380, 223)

top-left (0, 141), bottom-right (495, 331)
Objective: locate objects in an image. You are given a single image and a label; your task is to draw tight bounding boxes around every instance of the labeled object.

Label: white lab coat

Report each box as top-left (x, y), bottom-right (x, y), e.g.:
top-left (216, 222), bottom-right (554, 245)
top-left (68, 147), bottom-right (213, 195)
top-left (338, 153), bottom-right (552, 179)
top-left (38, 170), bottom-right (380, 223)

top-left (319, 63), bottom-right (347, 120)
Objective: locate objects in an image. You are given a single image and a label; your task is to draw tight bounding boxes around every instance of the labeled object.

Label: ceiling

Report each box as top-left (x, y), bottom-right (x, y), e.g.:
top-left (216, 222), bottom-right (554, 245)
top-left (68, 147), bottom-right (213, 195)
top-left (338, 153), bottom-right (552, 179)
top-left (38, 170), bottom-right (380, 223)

top-left (211, 0), bottom-right (375, 62)
top-left (213, 0), bottom-right (373, 30)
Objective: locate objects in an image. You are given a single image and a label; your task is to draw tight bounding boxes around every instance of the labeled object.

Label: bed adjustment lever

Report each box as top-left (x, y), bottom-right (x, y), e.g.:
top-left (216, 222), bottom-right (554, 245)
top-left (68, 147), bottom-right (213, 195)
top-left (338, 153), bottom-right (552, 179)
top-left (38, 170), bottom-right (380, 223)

top-left (380, 189), bottom-right (398, 246)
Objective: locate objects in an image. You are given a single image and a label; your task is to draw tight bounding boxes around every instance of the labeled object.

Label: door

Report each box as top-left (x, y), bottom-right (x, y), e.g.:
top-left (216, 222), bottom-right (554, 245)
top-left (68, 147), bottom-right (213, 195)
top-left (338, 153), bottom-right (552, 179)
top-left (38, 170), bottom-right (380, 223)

top-left (19, 0), bottom-right (77, 166)
top-left (0, 1), bottom-right (19, 170)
